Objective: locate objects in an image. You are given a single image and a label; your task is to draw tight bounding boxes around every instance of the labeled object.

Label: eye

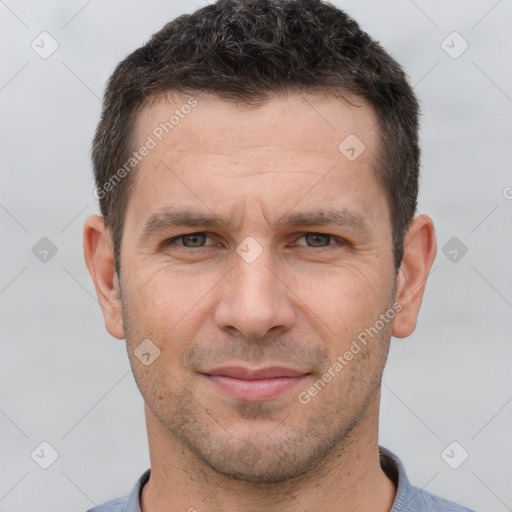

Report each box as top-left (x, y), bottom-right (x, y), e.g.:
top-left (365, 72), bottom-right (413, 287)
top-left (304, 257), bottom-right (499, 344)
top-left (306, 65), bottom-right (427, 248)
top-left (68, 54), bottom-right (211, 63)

top-left (165, 232), bottom-right (214, 248)
top-left (292, 233), bottom-right (338, 248)
top-left (163, 232), bottom-right (344, 251)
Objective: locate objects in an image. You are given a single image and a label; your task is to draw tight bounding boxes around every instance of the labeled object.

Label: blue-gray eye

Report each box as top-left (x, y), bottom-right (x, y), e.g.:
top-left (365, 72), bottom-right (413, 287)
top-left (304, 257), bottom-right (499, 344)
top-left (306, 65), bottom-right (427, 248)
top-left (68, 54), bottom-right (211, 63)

top-left (179, 233), bottom-right (208, 247)
top-left (298, 233), bottom-right (333, 247)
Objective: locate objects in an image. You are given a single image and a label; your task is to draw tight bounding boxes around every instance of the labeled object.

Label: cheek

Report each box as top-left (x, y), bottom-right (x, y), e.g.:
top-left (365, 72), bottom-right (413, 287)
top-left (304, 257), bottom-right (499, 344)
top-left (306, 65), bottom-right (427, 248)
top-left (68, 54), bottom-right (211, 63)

top-left (125, 245), bottom-right (393, 352)
top-left (287, 260), bottom-right (390, 342)
top-left (125, 264), bottom-right (219, 349)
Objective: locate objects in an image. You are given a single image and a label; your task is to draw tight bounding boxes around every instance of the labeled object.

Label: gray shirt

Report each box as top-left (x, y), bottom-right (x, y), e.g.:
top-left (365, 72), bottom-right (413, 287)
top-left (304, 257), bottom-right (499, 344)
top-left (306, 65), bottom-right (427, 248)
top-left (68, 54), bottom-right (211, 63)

top-left (86, 446), bottom-right (476, 511)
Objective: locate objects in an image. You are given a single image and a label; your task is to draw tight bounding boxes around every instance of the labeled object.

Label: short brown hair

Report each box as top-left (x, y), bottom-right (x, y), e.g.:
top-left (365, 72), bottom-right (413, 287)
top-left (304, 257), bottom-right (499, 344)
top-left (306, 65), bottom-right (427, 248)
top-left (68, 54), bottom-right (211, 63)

top-left (92, 0), bottom-right (420, 275)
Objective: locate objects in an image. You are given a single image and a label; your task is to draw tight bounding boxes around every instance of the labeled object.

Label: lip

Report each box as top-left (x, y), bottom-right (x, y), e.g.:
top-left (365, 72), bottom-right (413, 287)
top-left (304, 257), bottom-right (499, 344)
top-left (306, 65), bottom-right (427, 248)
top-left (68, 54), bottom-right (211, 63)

top-left (201, 366), bottom-right (310, 401)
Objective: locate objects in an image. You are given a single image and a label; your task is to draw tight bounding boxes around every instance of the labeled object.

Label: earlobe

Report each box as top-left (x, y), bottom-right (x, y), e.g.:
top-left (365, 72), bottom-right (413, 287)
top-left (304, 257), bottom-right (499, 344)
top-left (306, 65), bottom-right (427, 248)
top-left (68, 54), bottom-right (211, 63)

top-left (392, 215), bottom-right (437, 339)
top-left (83, 215), bottom-right (125, 340)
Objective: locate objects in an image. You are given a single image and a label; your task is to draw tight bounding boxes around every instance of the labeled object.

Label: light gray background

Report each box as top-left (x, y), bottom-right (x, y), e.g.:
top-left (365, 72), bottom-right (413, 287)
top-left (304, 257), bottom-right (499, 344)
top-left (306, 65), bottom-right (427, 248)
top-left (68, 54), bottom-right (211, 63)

top-left (1, 1), bottom-right (511, 511)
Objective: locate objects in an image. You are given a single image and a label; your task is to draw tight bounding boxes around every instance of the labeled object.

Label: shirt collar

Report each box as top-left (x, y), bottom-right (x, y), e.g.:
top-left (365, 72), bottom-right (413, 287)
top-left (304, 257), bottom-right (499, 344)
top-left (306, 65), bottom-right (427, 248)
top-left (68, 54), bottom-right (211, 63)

top-left (123, 468), bottom-right (149, 512)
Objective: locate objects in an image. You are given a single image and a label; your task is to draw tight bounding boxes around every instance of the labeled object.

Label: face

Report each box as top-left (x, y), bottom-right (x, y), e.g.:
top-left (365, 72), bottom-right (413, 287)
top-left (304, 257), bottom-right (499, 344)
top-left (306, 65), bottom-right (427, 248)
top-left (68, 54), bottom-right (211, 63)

top-left (117, 92), bottom-right (398, 482)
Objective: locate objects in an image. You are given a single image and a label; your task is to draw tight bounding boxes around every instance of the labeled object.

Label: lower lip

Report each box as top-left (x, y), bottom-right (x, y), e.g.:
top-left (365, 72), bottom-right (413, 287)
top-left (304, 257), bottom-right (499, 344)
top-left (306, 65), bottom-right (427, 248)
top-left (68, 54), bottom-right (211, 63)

top-left (204, 374), bottom-right (308, 401)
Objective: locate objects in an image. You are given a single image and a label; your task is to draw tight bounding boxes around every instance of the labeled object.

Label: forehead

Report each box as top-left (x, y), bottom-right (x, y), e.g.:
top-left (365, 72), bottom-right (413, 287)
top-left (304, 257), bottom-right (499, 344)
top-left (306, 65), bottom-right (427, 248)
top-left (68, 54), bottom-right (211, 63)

top-left (125, 91), bottom-right (386, 232)
top-left (134, 91), bottom-right (378, 160)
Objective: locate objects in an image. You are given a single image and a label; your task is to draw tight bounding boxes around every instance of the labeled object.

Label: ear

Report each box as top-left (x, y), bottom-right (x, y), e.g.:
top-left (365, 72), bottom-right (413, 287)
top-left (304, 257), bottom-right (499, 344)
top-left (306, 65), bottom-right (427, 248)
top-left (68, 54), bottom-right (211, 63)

top-left (392, 214), bottom-right (437, 338)
top-left (83, 215), bottom-right (125, 339)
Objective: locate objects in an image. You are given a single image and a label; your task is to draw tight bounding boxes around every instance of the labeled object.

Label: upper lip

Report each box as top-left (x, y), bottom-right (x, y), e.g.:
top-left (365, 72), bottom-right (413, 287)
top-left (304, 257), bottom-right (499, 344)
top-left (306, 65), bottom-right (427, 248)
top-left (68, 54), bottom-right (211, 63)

top-left (202, 366), bottom-right (309, 380)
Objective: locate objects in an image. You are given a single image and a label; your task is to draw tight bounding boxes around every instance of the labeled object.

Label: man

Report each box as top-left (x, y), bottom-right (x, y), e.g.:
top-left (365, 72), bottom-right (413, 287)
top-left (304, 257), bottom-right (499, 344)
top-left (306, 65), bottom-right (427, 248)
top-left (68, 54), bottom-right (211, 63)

top-left (83, 1), bottom-right (475, 511)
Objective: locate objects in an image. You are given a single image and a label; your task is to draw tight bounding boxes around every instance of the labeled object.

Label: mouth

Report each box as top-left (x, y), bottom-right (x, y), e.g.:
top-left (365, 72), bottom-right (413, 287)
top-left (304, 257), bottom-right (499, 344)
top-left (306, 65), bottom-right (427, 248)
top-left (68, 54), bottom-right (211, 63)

top-left (200, 366), bottom-right (310, 402)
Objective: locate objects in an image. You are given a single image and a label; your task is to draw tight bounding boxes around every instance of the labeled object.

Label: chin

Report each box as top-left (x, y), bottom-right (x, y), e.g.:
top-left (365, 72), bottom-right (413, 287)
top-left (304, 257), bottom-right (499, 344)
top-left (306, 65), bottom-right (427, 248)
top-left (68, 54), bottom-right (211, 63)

top-left (181, 425), bottom-right (341, 484)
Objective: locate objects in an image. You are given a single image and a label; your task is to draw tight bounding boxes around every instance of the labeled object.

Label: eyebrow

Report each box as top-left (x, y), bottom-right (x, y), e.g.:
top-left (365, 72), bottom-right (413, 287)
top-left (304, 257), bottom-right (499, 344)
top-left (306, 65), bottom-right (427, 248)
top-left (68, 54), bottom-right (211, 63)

top-left (138, 207), bottom-right (372, 244)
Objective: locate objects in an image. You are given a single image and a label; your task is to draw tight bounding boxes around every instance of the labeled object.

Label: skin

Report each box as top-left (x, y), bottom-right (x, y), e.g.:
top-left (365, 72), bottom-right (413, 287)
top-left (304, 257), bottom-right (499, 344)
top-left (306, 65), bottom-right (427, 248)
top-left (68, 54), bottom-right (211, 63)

top-left (84, 91), bottom-right (437, 512)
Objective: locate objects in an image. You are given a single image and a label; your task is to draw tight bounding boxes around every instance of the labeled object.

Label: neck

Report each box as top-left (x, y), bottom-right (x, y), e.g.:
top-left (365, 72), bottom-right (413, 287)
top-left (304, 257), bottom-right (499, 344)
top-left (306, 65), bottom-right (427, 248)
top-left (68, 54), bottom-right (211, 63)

top-left (141, 389), bottom-right (395, 512)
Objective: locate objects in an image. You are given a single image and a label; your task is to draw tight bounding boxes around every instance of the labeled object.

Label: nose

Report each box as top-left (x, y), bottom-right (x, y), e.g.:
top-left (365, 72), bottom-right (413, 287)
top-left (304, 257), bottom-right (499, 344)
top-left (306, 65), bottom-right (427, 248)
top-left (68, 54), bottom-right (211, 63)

top-left (213, 245), bottom-right (296, 340)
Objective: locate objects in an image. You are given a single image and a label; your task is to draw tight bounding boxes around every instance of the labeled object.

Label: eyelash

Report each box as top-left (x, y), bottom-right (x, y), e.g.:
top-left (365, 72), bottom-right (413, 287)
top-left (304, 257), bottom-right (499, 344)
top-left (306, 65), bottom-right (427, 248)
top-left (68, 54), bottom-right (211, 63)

top-left (163, 232), bottom-right (345, 251)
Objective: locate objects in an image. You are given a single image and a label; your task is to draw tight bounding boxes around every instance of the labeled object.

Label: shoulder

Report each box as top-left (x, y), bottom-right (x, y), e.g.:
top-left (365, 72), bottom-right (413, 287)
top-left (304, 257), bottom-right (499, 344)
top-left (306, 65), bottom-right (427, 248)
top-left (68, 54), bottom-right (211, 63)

top-left (86, 496), bottom-right (127, 512)
top-left (85, 468), bottom-right (150, 512)
top-left (402, 486), bottom-right (476, 512)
